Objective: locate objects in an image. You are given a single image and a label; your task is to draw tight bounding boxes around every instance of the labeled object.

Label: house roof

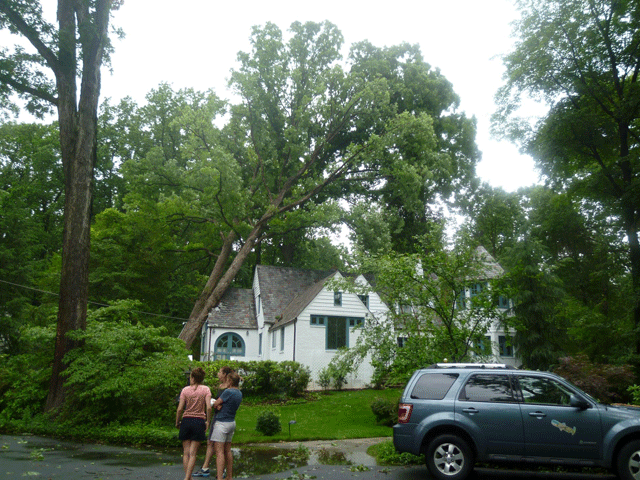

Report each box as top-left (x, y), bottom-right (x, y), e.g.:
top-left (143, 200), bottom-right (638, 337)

top-left (206, 287), bottom-right (257, 329)
top-left (273, 271), bottom-right (339, 330)
top-left (257, 265), bottom-right (334, 327)
top-left (475, 246), bottom-right (504, 279)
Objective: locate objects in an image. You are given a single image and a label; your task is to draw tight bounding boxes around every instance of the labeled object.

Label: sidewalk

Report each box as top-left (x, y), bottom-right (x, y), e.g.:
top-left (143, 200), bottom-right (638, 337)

top-left (252, 436), bottom-right (389, 466)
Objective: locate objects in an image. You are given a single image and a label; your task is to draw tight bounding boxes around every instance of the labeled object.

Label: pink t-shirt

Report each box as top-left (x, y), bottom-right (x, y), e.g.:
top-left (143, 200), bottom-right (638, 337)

top-left (179, 384), bottom-right (211, 420)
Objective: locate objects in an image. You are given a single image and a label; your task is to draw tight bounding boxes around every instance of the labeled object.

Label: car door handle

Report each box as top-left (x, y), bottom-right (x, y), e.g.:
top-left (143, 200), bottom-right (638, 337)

top-left (462, 408), bottom-right (479, 414)
top-left (529, 411), bottom-right (547, 418)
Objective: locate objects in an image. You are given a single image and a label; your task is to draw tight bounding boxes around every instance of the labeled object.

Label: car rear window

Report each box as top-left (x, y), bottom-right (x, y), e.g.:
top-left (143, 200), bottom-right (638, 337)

top-left (410, 373), bottom-right (459, 400)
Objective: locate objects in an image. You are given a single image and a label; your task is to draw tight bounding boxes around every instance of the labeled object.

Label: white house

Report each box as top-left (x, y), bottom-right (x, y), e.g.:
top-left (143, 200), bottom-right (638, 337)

top-left (200, 265), bottom-right (387, 389)
top-left (200, 249), bottom-right (519, 389)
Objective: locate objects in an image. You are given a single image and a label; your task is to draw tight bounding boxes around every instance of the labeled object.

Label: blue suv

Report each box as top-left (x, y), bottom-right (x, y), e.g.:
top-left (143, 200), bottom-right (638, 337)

top-left (393, 363), bottom-right (640, 480)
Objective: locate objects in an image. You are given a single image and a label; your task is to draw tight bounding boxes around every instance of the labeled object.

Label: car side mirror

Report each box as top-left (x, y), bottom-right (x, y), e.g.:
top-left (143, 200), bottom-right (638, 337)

top-left (570, 394), bottom-right (590, 410)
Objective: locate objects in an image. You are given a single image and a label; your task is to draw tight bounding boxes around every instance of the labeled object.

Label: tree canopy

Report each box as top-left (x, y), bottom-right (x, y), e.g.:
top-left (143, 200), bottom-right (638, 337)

top-left (494, 0), bottom-right (640, 361)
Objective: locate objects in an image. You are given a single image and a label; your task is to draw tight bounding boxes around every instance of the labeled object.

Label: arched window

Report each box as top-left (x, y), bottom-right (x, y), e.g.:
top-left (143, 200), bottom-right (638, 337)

top-left (214, 333), bottom-right (245, 360)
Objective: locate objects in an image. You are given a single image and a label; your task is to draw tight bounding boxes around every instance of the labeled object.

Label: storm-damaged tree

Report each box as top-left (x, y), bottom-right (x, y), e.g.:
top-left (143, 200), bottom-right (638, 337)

top-left (177, 21), bottom-right (480, 348)
top-left (0, 0), bottom-right (120, 411)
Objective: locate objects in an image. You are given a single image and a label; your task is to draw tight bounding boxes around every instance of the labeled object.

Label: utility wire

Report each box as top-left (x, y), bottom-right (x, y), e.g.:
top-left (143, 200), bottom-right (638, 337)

top-left (0, 278), bottom-right (190, 321)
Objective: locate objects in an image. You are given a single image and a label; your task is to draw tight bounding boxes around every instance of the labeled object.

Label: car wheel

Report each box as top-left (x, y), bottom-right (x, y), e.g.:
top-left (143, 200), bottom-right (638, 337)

top-left (617, 440), bottom-right (640, 480)
top-left (426, 434), bottom-right (474, 480)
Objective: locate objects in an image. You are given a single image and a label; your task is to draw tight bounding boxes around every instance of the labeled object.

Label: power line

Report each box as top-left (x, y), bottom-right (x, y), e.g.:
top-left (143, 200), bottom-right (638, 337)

top-left (0, 278), bottom-right (190, 321)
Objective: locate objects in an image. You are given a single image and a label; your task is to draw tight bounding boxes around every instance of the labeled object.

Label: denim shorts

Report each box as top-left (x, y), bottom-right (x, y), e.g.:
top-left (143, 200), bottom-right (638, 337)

top-left (210, 420), bottom-right (236, 443)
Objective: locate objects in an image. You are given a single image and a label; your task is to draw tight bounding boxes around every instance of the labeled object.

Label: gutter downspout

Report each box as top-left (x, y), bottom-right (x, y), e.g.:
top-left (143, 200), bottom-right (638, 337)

top-left (293, 318), bottom-right (297, 362)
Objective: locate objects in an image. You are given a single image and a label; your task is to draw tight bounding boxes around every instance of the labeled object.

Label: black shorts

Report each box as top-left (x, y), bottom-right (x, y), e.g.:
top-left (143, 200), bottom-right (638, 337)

top-left (178, 417), bottom-right (206, 442)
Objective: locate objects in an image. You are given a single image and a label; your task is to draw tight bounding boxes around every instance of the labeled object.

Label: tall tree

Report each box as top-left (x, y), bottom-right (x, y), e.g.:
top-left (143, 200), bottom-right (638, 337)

top-left (494, 0), bottom-right (640, 358)
top-left (460, 183), bottom-right (525, 260)
top-left (177, 22), bottom-right (467, 347)
top-left (345, 42), bottom-right (480, 254)
top-left (0, 0), bottom-right (118, 410)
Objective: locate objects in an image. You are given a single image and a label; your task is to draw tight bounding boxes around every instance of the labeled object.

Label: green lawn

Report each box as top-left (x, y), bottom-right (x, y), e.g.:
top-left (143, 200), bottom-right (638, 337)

top-left (232, 388), bottom-right (402, 444)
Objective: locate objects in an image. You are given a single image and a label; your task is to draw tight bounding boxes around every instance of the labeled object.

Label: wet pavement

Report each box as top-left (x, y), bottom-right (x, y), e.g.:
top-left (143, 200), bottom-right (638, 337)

top-left (0, 434), bottom-right (617, 480)
top-left (0, 434), bottom-right (406, 479)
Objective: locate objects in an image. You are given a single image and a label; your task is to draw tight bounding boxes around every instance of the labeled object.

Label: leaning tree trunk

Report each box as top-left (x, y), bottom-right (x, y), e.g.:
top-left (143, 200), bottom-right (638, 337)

top-left (179, 228), bottom-right (262, 349)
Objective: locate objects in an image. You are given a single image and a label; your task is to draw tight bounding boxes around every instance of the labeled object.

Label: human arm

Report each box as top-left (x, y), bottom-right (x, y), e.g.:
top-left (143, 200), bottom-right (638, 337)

top-left (205, 391), bottom-right (212, 429)
top-left (175, 395), bottom-right (185, 428)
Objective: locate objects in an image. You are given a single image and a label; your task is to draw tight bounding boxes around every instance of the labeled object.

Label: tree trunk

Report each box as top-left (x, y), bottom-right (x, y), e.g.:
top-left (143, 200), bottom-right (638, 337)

top-left (45, 0), bottom-right (111, 412)
top-left (179, 226), bottom-right (263, 349)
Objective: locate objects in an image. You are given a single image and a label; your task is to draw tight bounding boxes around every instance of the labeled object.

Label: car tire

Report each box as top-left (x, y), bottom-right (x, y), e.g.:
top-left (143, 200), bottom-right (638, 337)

top-left (617, 440), bottom-right (640, 480)
top-left (425, 434), bottom-right (474, 480)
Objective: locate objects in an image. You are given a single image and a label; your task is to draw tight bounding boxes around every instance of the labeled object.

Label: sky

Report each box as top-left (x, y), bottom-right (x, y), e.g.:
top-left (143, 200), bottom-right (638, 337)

top-left (99, 0), bottom-right (544, 193)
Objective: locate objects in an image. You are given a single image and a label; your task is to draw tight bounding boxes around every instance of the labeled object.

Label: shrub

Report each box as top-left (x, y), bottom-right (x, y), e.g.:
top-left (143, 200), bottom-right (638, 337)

top-left (255, 409), bottom-right (282, 436)
top-left (370, 397), bottom-right (398, 427)
top-left (317, 367), bottom-right (332, 390)
top-left (553, 355), bottom-right (635, 404)
top-left (199, 360), bottom-right (310, 397)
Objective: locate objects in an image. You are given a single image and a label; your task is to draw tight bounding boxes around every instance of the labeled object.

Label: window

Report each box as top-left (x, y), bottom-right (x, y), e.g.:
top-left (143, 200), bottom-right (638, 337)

top-left (334, 291), bottom-right (342, 306)
top-left (258, 333), bottom-right (262, 356)
top-left (499, 335), bottom-right (514, 357)
top-left (411, 373), bottom-right (459, 400)
top-left (474, 335), bottom-right (492, 355)
top-left (469, 282), bottom-right (488, 308)
top-left (313, 315), bottom-right (364, 350)
top-left (397, 304), bottom-right (413, 314)
top-left (272, 331), bottom-right (276, 348)
top-left (397, 336), bottom-right (408, 348)
top-left (518, 376), bottom-right (574, 406)
top-left (310, 315), bottom-right (326, 326)
top-left (327, 317), bottom-right (348, 349)
top-left (214, 333), bottom-right (245, 360)
top-left (497, 295), bottom-right (510, 309)
top-left (459, 374), bottom-right (515, 403)
top-left (257, 294), bottom-right (261, 314)
top-left (470, 283), bottom-right (485, 297)
top-left (358, 294), bottom-right (369, 308)
top-left (280, 327), bottom-right (285, 351)
top-left (348, 317), bottom-right (363, 327)
top-left (456, 288), bottom-right (467, 310)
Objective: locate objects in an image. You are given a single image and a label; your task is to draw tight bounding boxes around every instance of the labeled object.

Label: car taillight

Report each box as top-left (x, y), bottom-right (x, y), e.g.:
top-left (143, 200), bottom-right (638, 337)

top-left (398, 403), bottom-right (413, 423)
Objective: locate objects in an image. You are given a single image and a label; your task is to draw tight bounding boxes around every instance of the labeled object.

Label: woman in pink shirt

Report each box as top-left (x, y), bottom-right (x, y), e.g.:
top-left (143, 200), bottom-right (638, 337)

top-left (175, 367), bottom-right (212, 480)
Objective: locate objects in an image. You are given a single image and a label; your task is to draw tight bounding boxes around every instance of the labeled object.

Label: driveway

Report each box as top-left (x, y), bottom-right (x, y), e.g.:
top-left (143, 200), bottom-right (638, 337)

top-left (0, 434), bottom-right (616, 480)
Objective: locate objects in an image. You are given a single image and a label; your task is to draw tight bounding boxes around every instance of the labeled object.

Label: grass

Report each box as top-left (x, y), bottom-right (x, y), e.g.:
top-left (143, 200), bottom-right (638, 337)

top-left (0, 388), bottom-right (403, 449)
top-left (232, 388), bottom-right (402, 444)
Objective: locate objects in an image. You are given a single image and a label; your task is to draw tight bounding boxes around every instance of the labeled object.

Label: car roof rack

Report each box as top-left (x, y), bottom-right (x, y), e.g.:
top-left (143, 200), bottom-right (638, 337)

top-left (426, 363), bottom-right (517, 369)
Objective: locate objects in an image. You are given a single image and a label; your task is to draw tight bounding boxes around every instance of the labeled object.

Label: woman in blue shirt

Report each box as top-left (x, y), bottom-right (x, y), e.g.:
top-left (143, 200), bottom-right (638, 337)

top-left (211, 371), bottom-right (242, 480)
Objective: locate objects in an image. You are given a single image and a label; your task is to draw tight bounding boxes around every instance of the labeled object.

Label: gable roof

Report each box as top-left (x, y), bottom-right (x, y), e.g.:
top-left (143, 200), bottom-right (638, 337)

top-left (273, 271), bottom-right (339, 330)
top-left (256, 265), bottom-right (334, 327)
top-left (475, 246), bottom-right (504, 279)
top-left (206, 288), bottom-right (257, 329)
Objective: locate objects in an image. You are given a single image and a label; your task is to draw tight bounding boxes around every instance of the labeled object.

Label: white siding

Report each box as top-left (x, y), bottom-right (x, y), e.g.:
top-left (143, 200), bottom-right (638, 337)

top-left (294, 285), bottom-right (375, 390)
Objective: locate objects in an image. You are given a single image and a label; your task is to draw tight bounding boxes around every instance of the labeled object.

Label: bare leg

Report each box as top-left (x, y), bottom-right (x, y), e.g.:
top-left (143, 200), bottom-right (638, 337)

top-left (202, 440), bottom-right (215, 470)
top-left (224, 442), bottom-right (233, 480)
top-left (182, 440), bottom-right (191, 475)
top-left (215, 442), bottom-right (226, 480)
top-left (184, 440), bottom-right (201, 480)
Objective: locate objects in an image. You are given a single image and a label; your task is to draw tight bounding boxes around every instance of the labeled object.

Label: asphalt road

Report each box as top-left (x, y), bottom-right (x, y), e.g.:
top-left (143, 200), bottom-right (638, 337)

top-left (0, 434), bottom-right (617, 480)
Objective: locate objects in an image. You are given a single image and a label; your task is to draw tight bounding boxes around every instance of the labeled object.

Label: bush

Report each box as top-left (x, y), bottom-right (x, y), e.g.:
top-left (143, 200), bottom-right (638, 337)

top-left (199, 359), bottom-right (310, 397)
top-left (370, 397), bottom-right (398, 427)
top-left (317, 367), bottom-right (332, 390)
top-left (553, 355), bottom-right (635, 404)
top-left (255, 409), bottom-right (282, 436)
